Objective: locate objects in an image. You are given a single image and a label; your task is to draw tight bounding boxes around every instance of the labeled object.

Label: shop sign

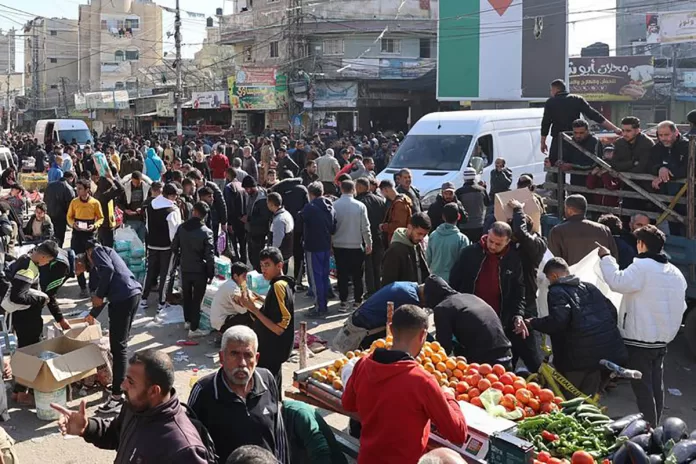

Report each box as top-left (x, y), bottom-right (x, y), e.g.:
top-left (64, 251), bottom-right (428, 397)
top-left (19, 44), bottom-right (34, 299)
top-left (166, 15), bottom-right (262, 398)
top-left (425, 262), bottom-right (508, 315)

top-left (227, 67), bottom-right (287, 110)
top-left (339, 59), bottom-right (379, 79)
top-left (379, 59), bottom-right (435, 79)
top-left (684, 71), bottom-right (696, 88)
top-left (156, 100), bottom-right (174, 118)
top-left (313, 81), bottom-right (358, 108)
top-left (569, 56), bottom-right (655, 101)
top-left (646, 12), bottom-right (696, 45)
top-left (74, 90), bottom-right (130, 110)
top-left (192, 91), bottom-right (227, 109)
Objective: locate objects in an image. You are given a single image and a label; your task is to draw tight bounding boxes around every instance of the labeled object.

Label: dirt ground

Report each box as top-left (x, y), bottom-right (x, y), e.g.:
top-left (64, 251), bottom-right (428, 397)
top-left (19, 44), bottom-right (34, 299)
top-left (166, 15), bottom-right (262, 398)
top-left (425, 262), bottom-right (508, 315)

top-left (6, 263), bottom-right (696, 463)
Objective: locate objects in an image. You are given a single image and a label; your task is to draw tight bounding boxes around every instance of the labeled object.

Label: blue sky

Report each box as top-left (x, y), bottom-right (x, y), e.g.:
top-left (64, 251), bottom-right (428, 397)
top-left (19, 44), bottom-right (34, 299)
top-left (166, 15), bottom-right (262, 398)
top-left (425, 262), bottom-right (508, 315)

top-left (0, 0), bottom-right (616, 74)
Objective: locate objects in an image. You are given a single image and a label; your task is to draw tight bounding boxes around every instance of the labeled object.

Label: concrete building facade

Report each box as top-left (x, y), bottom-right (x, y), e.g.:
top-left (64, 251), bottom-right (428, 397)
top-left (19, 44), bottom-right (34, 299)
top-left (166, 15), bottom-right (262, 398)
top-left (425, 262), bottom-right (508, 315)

top-left (78, 0), bottom-right (163, 92)
top-left (0, 29), bottom-right (15, 74)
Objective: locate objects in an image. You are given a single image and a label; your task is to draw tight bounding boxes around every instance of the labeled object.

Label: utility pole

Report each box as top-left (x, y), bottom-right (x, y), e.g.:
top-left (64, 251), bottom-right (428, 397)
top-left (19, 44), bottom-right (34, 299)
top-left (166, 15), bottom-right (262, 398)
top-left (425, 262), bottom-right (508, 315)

top-left (287, 0), bottom-right (304, 134)
top-left (31, 19), bottom-right (40, 118)
top-left (60, 77), bottom-right (69, 117)
top-left (669, 44), bottom-right (679, 121)
top-left (174, 0), bottom-right (183, 144)
top-left (5, 34), bottom-right (10, 132)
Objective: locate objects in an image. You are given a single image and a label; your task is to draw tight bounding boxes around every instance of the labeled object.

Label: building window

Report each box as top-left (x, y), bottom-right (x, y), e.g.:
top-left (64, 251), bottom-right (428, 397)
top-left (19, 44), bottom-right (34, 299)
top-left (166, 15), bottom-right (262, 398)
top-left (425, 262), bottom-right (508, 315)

top-left (49, 58), bottom-right (57, 63)
top-left (244, 46), bottom-right (253, 62)
top-left (125, 50), bottom-right (139, 60)
top-left (50, 84), bottom-right (58, 90)
top-left (419, 38), bottom-right (432, 58)
top-left (380, 38), bottom-right (401, 54)
top-left (114, 82), bottom-right (125, 89)
top-left (323, 39), bottom-right (344, 56)
top-left (125, 18), bottom-right (139, 29)
top-left (115, 50), bottom-right (125, 61)
top-left (270, 41), bottom-right (279, 58)
top-left (50, 30), bottom-right (57, 36)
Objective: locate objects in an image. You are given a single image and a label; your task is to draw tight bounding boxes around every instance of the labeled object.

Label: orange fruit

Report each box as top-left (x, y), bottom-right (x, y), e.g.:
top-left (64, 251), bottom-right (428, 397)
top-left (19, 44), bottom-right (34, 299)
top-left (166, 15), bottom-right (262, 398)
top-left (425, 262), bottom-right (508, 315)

top-left (436, 362), bottom-right (447, 373)
top-left (503, 385), bottom-right (516, 395)
top-left (470, 397), bottom-right (483, 408)
top-left (513, 379), bottom-right (527, 391)
top-left (486, 373), bottom-right (499, 384)
top-left (334, 359), bottom-right (344, 370)
top-left (430, 353), bottom-right (442, 364)
top-left (469, 374), bottom-right (482, 387)
top-left (453, 368), bottom-right (464, 379)
top-left (468, 363), bottom-right (480, 372)
top-left (456, 382), bottom-right (469, 394)
top-left (373, 339), bottom-right (386, 349)
top-left (422, 347), bottom-right (433, 358)
top-left (478, 364), bottom-right (493, 376)
top-left (515, 388), bottom-right (532, 405)
top-left (445, 358), bottom-right (457, 371)
top-left (332, 379), bottom-right (344, 390)
top-left (528, 397), bottom-right (541, 412)
top-left (468, 387), bottom-right (481, 398)
top-left (457, 393), bottom-right (470, 402)
top-left (491, 381), bottom-right (505, 391)
top-left (448, 380), bottom-right (459, 389)
top-left (424, 362), bottom-right (435, 373)
top-left (445, 368), bottom-right (454, 378)
top-left (500, 373), bottom-right (515, 386)
top-left (346, 351), bottom-right (355, 359)
top-left (456, 361), bottom-right (468, 372)
top-left (527, 382), bottom-right (541, 397)
top-left (538, 389), bottom-right (555, 403)
top-left (431, 341), bottom-right (442, 352)
top-left (492, 364), bottom-right (506, 377)
top-left (477, 379), bottom-right (491, 392)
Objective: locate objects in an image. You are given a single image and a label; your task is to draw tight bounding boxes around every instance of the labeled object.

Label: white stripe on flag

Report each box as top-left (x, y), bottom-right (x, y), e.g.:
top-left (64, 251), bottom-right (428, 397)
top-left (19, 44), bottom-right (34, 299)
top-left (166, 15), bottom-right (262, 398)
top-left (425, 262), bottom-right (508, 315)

top-left (478, 0), bottom-right (523, 100)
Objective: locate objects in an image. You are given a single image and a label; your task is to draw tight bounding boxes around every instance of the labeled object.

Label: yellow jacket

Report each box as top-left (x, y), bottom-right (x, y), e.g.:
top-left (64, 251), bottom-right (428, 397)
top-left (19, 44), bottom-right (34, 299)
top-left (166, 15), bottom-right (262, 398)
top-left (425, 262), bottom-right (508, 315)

top-left (67, 196), bottom-right (104, 229)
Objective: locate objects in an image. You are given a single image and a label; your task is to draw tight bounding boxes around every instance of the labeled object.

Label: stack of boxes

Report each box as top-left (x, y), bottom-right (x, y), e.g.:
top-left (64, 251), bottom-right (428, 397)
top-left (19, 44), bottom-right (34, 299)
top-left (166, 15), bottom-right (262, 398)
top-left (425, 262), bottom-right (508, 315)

top-left (197, 256), bottom-right (234, 332)
top-left (114, 239), bottom-right (147, 283)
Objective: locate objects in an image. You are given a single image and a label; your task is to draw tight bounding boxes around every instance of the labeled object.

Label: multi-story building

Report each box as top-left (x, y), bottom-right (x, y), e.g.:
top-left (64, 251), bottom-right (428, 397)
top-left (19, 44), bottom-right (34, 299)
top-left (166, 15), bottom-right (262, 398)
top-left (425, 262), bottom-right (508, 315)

top-left (23, 18), bottom-right (79, 113)
top-left (78, 0), bottom-right (163, 93)
top-left (0, 29), bottom-right (15, 74)
top-left (219, 0), bottom-right (437, 134)
top-left (616, 0), bottom-right (696, 121)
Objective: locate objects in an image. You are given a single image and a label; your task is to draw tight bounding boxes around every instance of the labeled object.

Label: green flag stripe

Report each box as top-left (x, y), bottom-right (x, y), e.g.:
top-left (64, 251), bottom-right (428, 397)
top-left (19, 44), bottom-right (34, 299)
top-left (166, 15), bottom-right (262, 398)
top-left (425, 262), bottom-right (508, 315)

top-left (438, 0), bottom-right (480, 99)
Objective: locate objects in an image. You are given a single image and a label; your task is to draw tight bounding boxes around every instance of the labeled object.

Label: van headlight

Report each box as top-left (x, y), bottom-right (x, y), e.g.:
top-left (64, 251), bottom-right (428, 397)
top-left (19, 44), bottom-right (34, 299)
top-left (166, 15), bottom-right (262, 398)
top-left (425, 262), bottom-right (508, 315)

top-left (421, 190), bottom-right (440, 210)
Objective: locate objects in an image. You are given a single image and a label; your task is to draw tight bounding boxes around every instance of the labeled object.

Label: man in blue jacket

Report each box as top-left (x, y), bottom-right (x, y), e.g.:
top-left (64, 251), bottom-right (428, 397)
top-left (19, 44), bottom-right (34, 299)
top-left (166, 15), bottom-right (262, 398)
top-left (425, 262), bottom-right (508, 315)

top-left (302, 181), bottom-right (336, 318)
top-left (78, 240), bottom-right (143, 415)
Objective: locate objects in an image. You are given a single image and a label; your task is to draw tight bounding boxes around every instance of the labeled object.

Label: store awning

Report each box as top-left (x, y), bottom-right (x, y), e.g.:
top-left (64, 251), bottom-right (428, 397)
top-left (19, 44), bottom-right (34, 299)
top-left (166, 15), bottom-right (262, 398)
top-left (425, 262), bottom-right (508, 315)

top-left (135, 111), bottom-right (158, 117)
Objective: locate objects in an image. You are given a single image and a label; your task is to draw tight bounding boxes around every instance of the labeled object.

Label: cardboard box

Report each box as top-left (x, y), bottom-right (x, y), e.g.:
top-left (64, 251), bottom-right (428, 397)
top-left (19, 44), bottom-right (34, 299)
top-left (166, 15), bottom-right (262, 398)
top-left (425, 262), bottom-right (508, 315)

top-left (11, 336), bottom-right (106, 392)
top-left (45, 318), bottom-right (102, 342)
top-left (493, 188), bottom-right (542, 234)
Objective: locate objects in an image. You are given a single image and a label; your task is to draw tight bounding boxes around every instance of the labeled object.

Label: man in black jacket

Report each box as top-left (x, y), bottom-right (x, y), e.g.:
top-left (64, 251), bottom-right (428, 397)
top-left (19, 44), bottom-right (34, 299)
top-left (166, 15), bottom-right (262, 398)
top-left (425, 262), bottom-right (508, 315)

top-left (356, 177), bottom-right (386, 296)
top-left (526, 257), bottom-right (627, 396)
top-left (449, 222), bottom-right (536, 372)
top-left (275, 147), bottom-right (299, 177)
top-left (456, 168), bottom-right (489, 243)
top-left (271, 174), bottom-right (309, 287)
top-left (427, 182), bottom-right (468, 232)
top-left (189, 326), bottom-right (289, 463)
top-left (396, 168), bottom-right (421, 213)
top-left (51, 349), bottom-right (209, 464)
top-left (541, 79), bottom-right (620, 165)
top-left (224, 168), bottom-right (248, 262)
top-left (189, 170), bottom-right (228, 255)
top-left (172, 202), bottom-right (215, 338)
top-left (381, 212), bottom-right (431, 287)
top-left (44, 171), bottom-right (75, 247)
top-left (561, 119), bottom-right (601, 187)
top-left (425, 276), bottom-right (513, 369)
top-left (242, 176), bottom-right (272, 271)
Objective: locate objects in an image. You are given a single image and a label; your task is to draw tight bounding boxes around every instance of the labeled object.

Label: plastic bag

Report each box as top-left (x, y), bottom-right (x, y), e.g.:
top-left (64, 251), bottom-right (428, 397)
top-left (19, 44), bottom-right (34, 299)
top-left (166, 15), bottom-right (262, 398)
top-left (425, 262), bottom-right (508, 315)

top-left (114, 226), bottom-right (144, 252)
top-left (217, 231), bottom-right (227, 255)
top-left (479, 388), bottom-right (524, 420)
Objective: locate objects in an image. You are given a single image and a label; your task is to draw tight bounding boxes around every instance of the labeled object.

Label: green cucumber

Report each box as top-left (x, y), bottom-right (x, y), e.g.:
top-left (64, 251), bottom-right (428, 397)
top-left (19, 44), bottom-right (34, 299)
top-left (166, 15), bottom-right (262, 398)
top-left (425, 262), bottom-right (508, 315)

top-left (576, 404), bottom-right (603, 414)
top-left (577, 413), bottom-right (611, 421)
top-left (559, 397), bottom-right (585, 408)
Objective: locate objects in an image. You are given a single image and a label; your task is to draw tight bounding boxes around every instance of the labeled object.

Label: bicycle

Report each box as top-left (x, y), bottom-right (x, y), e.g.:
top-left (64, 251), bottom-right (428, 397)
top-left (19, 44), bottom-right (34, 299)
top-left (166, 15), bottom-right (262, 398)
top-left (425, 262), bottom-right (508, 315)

top-left (526, 341), bottom-right (641, 409)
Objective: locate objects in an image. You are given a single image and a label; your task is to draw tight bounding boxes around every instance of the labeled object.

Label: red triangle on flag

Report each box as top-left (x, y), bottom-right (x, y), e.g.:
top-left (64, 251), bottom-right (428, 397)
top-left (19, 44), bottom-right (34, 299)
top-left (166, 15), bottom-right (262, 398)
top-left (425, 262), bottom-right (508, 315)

top-left (488, 0), bottom-right (513, 16)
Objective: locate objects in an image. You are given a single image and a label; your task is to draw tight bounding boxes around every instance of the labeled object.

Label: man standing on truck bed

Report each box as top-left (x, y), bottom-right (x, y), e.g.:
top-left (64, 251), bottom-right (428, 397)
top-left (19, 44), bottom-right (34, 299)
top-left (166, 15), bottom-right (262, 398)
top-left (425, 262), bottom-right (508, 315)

top-left (541, 79), bottom-right (620, 165)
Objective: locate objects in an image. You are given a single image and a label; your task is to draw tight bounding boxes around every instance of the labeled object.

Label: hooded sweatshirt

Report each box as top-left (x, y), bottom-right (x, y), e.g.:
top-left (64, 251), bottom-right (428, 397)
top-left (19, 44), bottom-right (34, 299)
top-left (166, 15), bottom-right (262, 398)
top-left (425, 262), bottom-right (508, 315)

top-left (474, 235), bottom-right (507, 314)
top-left (425, 223), bottom-right (470, 282)
top-left (301, 196), bottom-right (336, 252)
top-left (342, 348), bottom-right (467, 464)
top-left (381, 228), bottom-right (429, 287)
top-left (146, 195), bottom-right (182, 250)
top-left (144, 147), bottom-right (165, 181)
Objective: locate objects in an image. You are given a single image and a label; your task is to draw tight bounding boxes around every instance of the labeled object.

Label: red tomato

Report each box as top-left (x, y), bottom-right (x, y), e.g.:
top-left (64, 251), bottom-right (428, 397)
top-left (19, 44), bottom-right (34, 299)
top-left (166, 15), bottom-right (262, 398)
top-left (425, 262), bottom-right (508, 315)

top-left (537, 451), bottom-right (552, 463)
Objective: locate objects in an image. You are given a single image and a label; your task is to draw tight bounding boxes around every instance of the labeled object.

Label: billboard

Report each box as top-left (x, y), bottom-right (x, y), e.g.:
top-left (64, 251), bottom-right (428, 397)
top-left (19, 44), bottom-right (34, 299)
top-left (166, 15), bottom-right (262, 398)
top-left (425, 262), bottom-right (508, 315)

top-left (569, 56), bottom-right (655, 101)
top-left (438, 0), bottom-right (567, 101)
top-left (313, 81), bottom-right (358, 108)
top-left (192, 91), bottom-right (227, 109)
top-left (227, 67), bottom-right (287, 111)
top-left (646, 12), bottom-right (696, 45)
top-left (74, 91), bottom-right (130, 110)
top-left (378, 59), bottom-right (435, 80)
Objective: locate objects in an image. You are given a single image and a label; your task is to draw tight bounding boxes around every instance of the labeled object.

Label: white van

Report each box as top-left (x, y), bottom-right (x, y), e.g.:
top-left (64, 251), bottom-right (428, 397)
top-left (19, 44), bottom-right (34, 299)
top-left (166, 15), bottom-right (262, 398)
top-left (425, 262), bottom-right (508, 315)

top-left (34, 119), bottom-right (94, 148)
top-left (378, 109), bottom-right (548, 210)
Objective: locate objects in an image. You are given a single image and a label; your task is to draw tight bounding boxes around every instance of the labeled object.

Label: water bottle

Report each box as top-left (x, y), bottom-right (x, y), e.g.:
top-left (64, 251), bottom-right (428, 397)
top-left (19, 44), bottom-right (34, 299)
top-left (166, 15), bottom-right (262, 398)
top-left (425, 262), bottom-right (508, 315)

top-left (189, 368), bottom-right (199, 389)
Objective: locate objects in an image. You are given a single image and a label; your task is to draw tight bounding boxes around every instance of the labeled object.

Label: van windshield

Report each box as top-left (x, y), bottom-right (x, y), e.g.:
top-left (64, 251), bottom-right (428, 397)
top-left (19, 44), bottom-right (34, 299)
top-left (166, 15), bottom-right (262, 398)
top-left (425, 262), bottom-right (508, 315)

top-left (388, 135), bottom-right (473, 171)
top-left (57, 129), bottom-right (93, 145)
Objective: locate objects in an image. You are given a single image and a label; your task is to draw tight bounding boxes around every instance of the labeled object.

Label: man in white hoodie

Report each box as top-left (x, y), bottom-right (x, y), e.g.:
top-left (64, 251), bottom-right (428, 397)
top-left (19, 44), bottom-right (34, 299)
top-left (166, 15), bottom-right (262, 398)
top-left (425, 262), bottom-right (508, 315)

top-left (141, 183), bottom-right (182, 311)
top-left (598, 225), bottom-right (687, 427)
top-left (315, 148), bottom-right (340, 196)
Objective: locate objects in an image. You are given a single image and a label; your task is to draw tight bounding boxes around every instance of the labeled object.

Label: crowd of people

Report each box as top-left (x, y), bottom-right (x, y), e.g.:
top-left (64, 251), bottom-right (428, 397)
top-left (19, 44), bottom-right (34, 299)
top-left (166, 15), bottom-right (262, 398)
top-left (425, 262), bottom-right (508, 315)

top-left (0, 79), bottom-right (692, 463)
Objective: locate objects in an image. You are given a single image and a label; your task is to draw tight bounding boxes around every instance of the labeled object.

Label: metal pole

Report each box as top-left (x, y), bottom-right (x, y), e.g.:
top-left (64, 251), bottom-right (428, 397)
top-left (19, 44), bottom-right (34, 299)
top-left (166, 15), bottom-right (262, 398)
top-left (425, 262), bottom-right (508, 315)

top-left (60, 77), bottom-right (69, 117)
top-left (670, 45), bottom-right (678, 120)
top-left (5, 35), bottom-right (9, 132)
top-left (175, 0), bottom-right (183, 144)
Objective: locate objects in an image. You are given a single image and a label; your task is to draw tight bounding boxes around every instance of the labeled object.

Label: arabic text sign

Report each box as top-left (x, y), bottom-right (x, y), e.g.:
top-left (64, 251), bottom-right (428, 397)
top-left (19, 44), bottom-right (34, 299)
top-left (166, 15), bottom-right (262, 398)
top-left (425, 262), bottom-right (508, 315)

top-left (228, 68), bottom-right (287, 111)
top-left (313, 81), bottom-right (358, 108)
top-left (192, 91), bottom-right (227, 109)
top-left (569, 56), bottom-right (654, 101)
top-left (649, 11), bottom-right (696, 44)
top-left (74, 91), bottom-right (130, 110)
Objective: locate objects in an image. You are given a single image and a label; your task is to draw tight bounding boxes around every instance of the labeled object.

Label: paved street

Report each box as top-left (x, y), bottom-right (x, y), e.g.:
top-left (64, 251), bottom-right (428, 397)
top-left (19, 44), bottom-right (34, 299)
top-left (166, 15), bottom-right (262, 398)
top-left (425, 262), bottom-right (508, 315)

top-left (5, 271), bottom-right (696, 463)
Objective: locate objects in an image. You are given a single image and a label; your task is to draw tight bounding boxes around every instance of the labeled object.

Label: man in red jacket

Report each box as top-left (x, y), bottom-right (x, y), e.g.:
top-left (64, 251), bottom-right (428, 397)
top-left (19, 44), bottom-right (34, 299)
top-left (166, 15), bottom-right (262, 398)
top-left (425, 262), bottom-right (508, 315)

top-left (209, 145), bottom-right (230, 191)
top-left (342, 304), bottom-right (467, 464)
